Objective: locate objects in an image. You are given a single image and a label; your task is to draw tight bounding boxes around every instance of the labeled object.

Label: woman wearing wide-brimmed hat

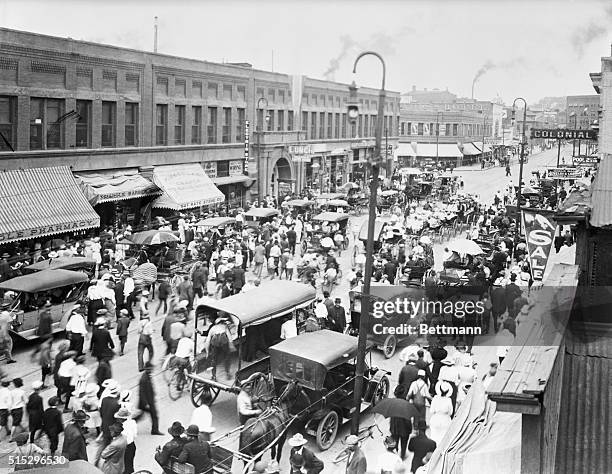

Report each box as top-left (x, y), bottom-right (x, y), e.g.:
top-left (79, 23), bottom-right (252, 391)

top-left (429, 381), bottom-right (454, 444)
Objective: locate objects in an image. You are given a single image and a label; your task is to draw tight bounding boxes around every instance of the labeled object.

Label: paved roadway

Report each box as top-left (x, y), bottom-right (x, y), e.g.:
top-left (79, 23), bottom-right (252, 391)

top-left (0, 145), bottom-right (573, 472)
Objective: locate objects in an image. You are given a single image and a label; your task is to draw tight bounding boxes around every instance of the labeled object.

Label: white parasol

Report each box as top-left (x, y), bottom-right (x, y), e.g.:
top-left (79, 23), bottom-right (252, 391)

top-left (320, 237), bottom-right (334, 248)
top-left (448, 238), bottom-right (485, 256)
top-left (419, 235), bottom-right (432, 245)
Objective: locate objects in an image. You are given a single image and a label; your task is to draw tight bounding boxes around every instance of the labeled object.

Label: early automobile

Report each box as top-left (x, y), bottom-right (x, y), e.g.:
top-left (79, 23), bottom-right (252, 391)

top-left (193, 216), bottom-right (236, 236)
top-left (348, 284), bottom-right (425, 358)
top-left (243, 208), bottom-right (279, 227)
top-left (189, 280), bottom-right (316, 407)
top-left (306, 211), bottom-right (350, 253)
top-left (23, 257), bottom-right (96, 276)
top-left (0, 269), bottom-right (89, 340)
top-left (269, 330), bottom-right (390, 450)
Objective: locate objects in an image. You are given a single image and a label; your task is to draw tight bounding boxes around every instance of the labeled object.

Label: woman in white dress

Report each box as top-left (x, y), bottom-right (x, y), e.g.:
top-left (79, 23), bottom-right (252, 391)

top-left (429, 381), bottom-right (454, 444)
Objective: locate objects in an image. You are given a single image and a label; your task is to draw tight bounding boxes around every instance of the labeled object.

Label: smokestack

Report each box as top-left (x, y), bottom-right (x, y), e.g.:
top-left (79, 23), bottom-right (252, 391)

top-left (154, 16), bottom-right (158, 53)
top-left (471, 81), bottom-right (475, 100)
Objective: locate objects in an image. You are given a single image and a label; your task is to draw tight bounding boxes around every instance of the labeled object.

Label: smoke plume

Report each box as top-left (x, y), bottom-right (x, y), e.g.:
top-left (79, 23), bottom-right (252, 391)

top-left (471, 58), bottom-right (527, 98)
top-left (571, 6), bottom-right (612, 57)
top-left (323, 27), bottom-right (413, 80)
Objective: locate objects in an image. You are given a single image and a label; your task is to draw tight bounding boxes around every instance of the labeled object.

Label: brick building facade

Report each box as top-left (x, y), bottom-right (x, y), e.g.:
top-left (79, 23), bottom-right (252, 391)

top-left (0, 28), bottom-right (400, 223)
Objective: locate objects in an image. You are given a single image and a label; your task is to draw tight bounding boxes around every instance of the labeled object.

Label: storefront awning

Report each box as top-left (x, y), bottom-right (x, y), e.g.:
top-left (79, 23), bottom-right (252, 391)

top-left (395, 143), bottom-right (417, 157)
top-left (462, 142), bottom-right (482, 156)
top-left (329, 148), bottom-right (348, 155)
top-left (0, 166), bottom-right (100, 244)
top-left (74, 168), bottom-right (160, 206)
top-left (211, 175), bottom-right (251, 186)
top-left (472, 141), bottom-right (492, 153)
top-left (152, 163), bottom-right (225, 210)
top-left (416, 143), bottom-right (463, 158)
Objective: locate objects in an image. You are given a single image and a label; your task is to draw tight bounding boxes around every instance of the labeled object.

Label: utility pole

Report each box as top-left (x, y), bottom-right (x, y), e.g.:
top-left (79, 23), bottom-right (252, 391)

top-left (512, 98), bottom-right (527, 239)
top-left (154, 16), bottom-right (158, 53)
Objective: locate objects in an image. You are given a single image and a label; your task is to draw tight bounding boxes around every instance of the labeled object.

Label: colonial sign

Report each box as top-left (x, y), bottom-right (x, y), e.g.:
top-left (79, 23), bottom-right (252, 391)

top-left (244, 120), bottom-right (250, 174)
top-left (522, 210), bottom-right (557, 281)
top-left (229, 160), bottom-right (243, 176)
top-left (546, 167), bottom-right (584, 180)
top-left (530, 129), bottom-right (598, 140)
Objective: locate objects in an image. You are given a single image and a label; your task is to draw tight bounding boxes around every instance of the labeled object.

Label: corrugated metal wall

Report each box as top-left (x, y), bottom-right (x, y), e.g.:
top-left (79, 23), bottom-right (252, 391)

top-left (555, 338), bottom-right (612, 473)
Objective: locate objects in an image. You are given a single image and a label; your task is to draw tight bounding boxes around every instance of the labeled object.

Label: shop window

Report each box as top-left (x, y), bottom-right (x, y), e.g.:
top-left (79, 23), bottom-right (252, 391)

top-left (358, 115), bottom-right (362, 137)
top-left (222, 107), bottom-right (231, 143)
top-left (257, 109), bottom-right (264, 131)
top-left (29, 98), bottom-right (65, 150)
top-left (327, 113), bottom-right (332, 138)
top-left (236, 108), bottom-right (245, 142)
top-left (124, 102), bottom-right (138, 147)
top-left (452, 123), bottom-right (458, 136)
top-left (192, 106), bottom-right (202, 144)
top-left (364, 116), bottom-right (369, 138)
top-left (302, 111), bottom-right (308, 139)
top-left (0, 96), bottom-right (16, 151)
top-left (418, 123), bottom-right (423, 135)
top-left (174, 105), bottom-right (185, 145)
top-left (156, 104), bottom-right (168, 145)
top-left (101, 101), bottom-right (116, 147)
top-left (311, 113), bottom-right (316, 139)
top-left (207, 107), bottom-right (217, 144)
top-left (341, 113), bottom-right (347, 138)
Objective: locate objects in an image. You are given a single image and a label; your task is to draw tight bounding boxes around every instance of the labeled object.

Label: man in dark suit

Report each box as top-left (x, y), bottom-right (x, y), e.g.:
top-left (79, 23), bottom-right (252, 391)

top-left (155, 422), bottom-right (188, 474)
top-left (287, 226), bottom-right (297, 255)
top-left (99, 381), bottom-right (120, 447)
top-left (177, 424), bottom-right (213, 474)
top-left (90, 312), bottom-right (115, 361)
top-left (232, 264), bottom-right (246, 294)
top-left (322, 291), bottom-right (334, 318)
top-left (414, 350), bottom-right (432, 385)
top-left (62, 409), bottom-right (88, 461)
top-left (490, 285), bottom-right (507, 333)
top-left (136, 362), bottom-right (162, 435)
top-left (504, 274), bottom-right (522, 314)
top-left (327, 298), bottom-right (346, 333)
top-left (408, 420), bottom-right (436, 473)
top-left (398, 358), bottom-right (420, 395)
top-left (288, 434), bottom-right (324, 474)
top-left (383, 258), bottom-right (398, 284)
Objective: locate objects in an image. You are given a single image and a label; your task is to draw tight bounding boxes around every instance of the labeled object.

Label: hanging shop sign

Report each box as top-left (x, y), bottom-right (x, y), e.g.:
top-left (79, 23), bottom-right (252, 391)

top-left (573, 156), bottom-right (600, 165)
top-left (203, 161), bottom-right (217, 178)
top-left (546, 167), bottom-right (584, 180)
top-left (522, 210), bottom-right (557, 281)
top-left (530, 129), bottom-right (598, 140)
top-left (244, 120), bottom-right (250, 174)
top-left (229, 160), bottom-right (244, 176)
top-left (288, 144), bottom-right (312, 155)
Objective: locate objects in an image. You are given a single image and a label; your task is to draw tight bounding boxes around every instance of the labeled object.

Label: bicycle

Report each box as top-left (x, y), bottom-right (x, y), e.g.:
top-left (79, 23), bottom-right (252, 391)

top-left (167, 358), bottom-right (196, 401)
top-left (332, 424), bottom-right (383, 464)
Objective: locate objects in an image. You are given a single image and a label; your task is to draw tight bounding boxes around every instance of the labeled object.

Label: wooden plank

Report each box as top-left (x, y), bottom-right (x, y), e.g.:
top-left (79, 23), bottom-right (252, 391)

top-left (523, 346), bottom-right (559, 394)
top-left (494, 401), bottom-right (541, 415)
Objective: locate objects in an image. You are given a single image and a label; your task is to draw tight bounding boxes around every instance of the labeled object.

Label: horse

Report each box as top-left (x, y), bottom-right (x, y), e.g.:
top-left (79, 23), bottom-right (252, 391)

top-left (239, 379), bottom-right (309, 467)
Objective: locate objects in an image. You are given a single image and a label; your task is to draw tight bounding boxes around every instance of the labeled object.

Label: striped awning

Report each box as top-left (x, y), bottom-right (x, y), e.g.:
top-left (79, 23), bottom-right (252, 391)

top-left (461, 142), bottom-right (482, 156)
top-left (74, 168), bottom-right (160, 205)
top-left (0, 166), bottom-right (100, 244)
top-left (152, 163), bottom-right (225, 210)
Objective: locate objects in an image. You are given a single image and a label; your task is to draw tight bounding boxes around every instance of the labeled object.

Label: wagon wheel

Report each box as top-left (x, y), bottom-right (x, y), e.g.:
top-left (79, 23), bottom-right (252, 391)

top-left (382, 335), bottom-right (397, 359)
top-left (372, 376), bottom-right (390, 406)
top-left (190, 380), bottom-right (220, 407)
top-left (316, 410), bottom-right (339, 451)
top-left (244, 373), bottom-right (274, 412)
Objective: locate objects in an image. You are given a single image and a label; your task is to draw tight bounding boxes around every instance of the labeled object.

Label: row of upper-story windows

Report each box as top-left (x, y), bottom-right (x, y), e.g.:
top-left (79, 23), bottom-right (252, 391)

top-left (399, 121), bottom-right (492, 137)
top-left (0, 94), bottom-right (399, 151)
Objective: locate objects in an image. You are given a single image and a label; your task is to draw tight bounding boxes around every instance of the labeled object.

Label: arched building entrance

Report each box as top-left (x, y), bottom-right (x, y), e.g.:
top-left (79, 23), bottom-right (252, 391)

top-left (269, 156), bottom-right (294, 201)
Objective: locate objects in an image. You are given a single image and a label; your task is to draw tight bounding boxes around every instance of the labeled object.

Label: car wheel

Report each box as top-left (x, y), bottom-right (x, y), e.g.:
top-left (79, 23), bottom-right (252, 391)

top-left (383, 335), bottom-right (397, 359)
top-left (373, 376), bottom-right (390, 405)
top-left (316, 410), bottom-right (339, 451)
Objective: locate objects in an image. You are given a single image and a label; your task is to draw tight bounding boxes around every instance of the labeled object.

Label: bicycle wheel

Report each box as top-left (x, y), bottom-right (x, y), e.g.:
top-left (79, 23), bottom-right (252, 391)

top-left (168, 371), bottom-right (184, 400)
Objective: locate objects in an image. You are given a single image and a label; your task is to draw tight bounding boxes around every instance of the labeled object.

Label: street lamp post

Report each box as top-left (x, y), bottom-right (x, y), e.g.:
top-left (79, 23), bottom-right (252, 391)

top-left (349, 50), bottom-right (385, 435)
top-left (256, 98), bottom-right (269, 199)
top-left (512, 98), bottom-right (527, 240)
top-left (569, 112), bottom-right (577, 158)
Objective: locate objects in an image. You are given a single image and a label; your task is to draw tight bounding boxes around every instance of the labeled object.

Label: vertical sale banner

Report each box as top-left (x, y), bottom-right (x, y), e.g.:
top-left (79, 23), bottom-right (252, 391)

top-left (522, 210), bottom-right (557, 281)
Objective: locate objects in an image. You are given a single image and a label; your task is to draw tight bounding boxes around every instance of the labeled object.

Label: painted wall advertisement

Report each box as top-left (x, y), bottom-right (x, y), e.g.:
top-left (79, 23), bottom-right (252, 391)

top-left (522, 210), bottom-right (557, 281)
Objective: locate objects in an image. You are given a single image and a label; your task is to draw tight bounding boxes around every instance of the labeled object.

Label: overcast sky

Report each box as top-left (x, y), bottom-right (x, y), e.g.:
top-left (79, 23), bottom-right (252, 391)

top-left (2, 0), bottom-right (611, 104)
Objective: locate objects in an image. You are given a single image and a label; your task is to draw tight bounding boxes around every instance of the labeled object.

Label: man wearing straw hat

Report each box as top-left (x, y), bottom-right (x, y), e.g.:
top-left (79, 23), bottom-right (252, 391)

top-left (114, 406), bottom-right (137, 474)
top-left (288, 433), bottom-right (324, 474)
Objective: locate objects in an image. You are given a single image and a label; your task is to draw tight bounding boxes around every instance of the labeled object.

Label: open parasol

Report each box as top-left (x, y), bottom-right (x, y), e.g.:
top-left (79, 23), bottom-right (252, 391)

top-left (372, 397), bottom-right (420, 420)
top-left (448, 238), bottom-right (484, 256)
top-left (320, 237), bottom-right (334, 248)
top-left (128, 230), bottom-right (179, 246)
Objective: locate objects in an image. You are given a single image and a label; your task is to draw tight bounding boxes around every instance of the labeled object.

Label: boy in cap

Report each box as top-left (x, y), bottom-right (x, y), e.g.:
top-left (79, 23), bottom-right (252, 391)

top-left (41, 396), bottom-right (63, 455)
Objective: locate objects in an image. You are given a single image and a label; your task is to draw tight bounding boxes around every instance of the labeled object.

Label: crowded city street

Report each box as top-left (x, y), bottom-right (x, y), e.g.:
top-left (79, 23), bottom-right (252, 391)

top-left (0, 2), bottom-right (610, 473)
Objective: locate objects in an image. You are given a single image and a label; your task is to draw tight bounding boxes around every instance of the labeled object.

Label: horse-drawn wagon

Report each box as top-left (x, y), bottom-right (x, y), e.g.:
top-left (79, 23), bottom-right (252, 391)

top-left (188, 281), bottom-right (316, 407)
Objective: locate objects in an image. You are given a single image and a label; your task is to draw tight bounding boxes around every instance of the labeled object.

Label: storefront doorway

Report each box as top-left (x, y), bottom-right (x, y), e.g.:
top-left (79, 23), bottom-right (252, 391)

top-left (270, 156), bottom-right (294, 201)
